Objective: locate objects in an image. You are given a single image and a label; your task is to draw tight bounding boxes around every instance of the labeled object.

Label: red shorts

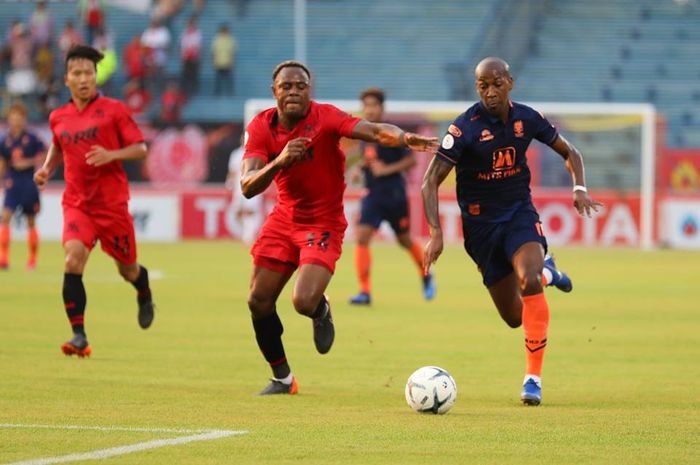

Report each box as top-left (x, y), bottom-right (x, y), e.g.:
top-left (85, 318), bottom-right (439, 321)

top-left (62, 204), bottom-right (137, 264)
top-left (251, 213), bottom-right (346, 274)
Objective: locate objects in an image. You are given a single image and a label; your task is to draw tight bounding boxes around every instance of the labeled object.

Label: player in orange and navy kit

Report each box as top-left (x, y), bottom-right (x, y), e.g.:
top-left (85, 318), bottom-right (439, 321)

top-left (241, 61), bottom-right (438, 395)
top-left (422, 57), bottom-right (602, 405)
top-left (0, 102), bottom-right (46, 270)
top-left (348, 87), bottom-right (435, 306)
top-left (34, 45), bottom-right (156, 358)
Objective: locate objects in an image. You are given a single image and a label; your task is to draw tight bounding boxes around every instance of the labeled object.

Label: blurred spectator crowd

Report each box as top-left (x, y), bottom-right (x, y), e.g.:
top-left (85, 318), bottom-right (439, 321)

top-left (0, 0), bottom-right (237, 126)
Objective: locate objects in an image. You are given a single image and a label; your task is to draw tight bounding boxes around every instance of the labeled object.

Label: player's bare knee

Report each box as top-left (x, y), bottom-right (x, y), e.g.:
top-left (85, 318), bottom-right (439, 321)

top-left (64, 249), bottom-right (87, 273)
top-left (291, 293), bottom-right (318, 316)
top-left (503, 315), bottom-right (522, 328)
top-left (118, 263), bottom-right (139, 281)
top-left (519, 273), bottom-right (543, 295)
top-left (247, 293), bottom-right (275, 317)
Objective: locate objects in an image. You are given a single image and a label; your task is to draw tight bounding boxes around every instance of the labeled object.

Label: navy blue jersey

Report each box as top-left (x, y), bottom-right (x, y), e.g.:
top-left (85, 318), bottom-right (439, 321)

top-left (437, 101), bottom-right (557, 223)
top-left (0, 130), bottom-right (46, 182)
top-left (360, 142), bottom-right (410, 193)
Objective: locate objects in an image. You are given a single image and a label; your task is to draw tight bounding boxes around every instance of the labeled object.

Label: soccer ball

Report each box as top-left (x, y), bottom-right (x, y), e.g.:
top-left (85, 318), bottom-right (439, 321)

top-left (404, 366), bottom-right (457, 414)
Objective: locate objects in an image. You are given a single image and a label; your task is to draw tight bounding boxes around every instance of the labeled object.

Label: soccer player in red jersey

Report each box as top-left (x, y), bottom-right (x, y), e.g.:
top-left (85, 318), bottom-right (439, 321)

top-left (422, 57), bottom-right (602, 405)
top-left (242, 60), bottom-right (438, 395)
top-left (0, 102), bottom-right (46, 270)
top-left (34, 45), bottom-right (155, 358)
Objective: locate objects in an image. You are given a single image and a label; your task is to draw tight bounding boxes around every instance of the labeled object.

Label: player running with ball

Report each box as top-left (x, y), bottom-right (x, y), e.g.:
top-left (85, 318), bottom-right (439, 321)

top-left (422, 57), bottom-right (602, 405)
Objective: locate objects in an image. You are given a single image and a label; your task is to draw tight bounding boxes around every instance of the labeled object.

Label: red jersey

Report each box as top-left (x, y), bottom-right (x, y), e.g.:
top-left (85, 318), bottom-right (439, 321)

top-left (49, 95), bottom-right (144, 209)
top-left (244, 101), bottom-right (360, 226)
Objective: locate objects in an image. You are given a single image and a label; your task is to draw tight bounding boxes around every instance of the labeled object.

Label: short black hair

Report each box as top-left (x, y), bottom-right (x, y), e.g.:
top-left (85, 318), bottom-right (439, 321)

top-left (272, 60), bottom-right (311, 81)
top-left (65, 44), bottom-right (103, 71)
top-left (360, 87), bottom-right (385, 104)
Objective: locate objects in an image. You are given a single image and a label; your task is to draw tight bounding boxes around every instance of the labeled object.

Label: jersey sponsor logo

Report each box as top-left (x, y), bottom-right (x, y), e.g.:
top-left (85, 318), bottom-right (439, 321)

top-left (441, 134), bottom-right (455, 149)
top-left (60, 127), bottom-right (100, 145)
top-left (514, 120), bottom-right (524, 138)
top-left (59, 130), bottom-right (72, 146)
top-left (448, 124), bottom-right (462, 137)
top-left (477, 146), bottom-right (522, 181)
top-left (479, 129), bottom-right (494, 142)
top-left (492, 146), bottom-right (516, 171)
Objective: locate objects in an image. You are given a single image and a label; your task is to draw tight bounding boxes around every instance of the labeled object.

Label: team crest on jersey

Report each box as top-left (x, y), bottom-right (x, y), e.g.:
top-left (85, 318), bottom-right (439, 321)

top-left (93, 108), bottom-right (105, 119)
top-left (448, 124), bottom-right (462, 137)
top-left (479, 129), bottom-right (494, 142)
top-left (514, 120), bottom-right (524, 138)
top-left (492, 146), bottom-right (516, 171)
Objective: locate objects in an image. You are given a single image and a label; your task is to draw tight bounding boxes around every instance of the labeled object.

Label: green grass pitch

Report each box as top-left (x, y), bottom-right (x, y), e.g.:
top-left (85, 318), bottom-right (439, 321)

top-left (1, 241), bottom-right (698, 464)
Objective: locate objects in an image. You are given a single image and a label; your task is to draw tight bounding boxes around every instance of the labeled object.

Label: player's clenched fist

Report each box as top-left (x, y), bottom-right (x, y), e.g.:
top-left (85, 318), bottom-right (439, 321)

top-left (275, 137), bottom-right (311, 168)
top-left (33, 167), bottom-right (49, 189)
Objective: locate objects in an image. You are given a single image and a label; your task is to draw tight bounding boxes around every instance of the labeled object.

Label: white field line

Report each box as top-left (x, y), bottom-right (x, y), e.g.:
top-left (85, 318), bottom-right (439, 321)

top-left (0, 424), bottom-right (214, 434)
top-left (0, 424), bottom-right (247, 465)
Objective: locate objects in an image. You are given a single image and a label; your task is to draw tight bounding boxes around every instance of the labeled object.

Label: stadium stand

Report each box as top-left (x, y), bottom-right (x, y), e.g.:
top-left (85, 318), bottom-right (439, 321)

top-left (0, 0), bottom-right (699, 147)
top-left (514, 0), bottom-right (700, 147)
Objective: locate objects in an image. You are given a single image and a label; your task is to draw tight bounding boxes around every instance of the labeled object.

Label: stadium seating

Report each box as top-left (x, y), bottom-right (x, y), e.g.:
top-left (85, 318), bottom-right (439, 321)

top-left (1, 0), bottom-right (699, 147)
top-left (515, 0), bottom-right (700, 147)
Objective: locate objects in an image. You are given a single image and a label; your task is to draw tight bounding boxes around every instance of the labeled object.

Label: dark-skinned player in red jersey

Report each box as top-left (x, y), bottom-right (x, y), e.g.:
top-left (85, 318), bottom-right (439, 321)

top-left (422, 57), bottom-right (602, 406)
top-left (34, 45), bottom-right (155, 358)
top-left (241, 61), bottom-right (438, 395)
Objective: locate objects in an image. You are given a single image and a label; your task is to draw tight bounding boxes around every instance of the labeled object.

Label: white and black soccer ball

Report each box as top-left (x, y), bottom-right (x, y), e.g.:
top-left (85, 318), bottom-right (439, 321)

top-left (405, 366), bottom-right (457, 414)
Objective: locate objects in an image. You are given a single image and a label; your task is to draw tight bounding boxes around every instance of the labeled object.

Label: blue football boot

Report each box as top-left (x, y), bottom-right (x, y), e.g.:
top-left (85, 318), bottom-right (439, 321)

top-left (349, 291), bottom-right (371, 306)
top-left (422, 272), bottom-right (436, 301)
top-left (521, 377), bottom-right (542, 406)
top-left (544, 254), bottom-right (572, 293)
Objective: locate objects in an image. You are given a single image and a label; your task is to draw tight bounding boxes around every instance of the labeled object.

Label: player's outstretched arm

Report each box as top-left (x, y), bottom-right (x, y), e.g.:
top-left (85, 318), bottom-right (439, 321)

top-left (85, 142), bottom-right (147, 167)
top-left (550, 135), bottom-right (604, 217)
top-left (34, 143), bottom-right (63, 189)
top-left (421, 156), bottom-right (454, 272)
top-left (351, 120), bottom-right (438, 153)
top-left (240, 137), bottom-right (310, 199)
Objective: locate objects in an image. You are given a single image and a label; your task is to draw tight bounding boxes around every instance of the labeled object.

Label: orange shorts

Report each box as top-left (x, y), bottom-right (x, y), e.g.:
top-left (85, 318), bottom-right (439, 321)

top-left (62, 204), bottom-right (137, 264)
top-left (251, 213), bottom-right (345, 274)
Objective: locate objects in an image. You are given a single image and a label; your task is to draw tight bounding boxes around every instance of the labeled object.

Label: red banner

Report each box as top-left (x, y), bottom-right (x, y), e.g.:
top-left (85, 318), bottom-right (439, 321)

top-left (659, 148), bottom-right (700, 194)
top-left (181, 188), bottom-right (642, 246)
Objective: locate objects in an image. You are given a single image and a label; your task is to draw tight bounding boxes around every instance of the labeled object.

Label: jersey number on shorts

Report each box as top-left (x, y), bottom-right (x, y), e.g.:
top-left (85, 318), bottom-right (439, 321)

top-left (113, 234), bottom-right (131, 257)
